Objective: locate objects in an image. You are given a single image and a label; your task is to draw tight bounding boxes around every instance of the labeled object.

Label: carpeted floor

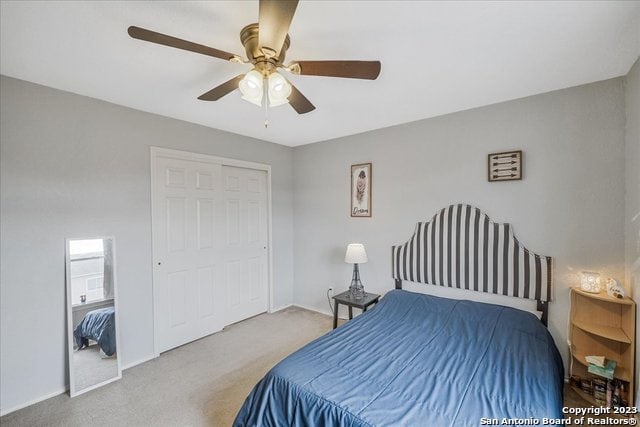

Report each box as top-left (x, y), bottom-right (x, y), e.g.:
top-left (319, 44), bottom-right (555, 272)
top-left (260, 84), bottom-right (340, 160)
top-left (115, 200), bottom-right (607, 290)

top-left (1, 306), bottom-right (332, 427)
top-left (2, 306), bottom-right (630, 427)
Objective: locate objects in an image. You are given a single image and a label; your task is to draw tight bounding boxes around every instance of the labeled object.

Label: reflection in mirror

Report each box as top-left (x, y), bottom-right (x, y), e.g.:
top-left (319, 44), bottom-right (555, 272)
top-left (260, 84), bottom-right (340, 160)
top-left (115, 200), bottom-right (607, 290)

top-left (66, 237), bottom-right (121, 396)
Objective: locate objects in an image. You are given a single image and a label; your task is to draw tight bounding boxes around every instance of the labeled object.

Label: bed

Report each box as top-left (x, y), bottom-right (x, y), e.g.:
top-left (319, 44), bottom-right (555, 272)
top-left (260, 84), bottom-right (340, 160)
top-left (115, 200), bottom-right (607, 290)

top-left (73, 306), bottom-right (117, 356)
top-left (234, 204), bottom-right (563, 426)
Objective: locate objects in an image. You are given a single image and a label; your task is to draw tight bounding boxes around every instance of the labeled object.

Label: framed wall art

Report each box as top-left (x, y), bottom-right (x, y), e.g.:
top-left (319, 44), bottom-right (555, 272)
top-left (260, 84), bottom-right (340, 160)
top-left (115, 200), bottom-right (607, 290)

top-left (488, 150), bottom-right (522, 182)
top-left (351, 163), bottom-right (372, 217)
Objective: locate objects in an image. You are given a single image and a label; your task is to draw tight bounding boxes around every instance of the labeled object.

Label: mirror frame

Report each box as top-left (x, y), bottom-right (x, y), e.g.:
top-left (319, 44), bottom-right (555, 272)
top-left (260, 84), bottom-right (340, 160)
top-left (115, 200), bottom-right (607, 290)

top-left (65, 236), bottom-right (122, 397)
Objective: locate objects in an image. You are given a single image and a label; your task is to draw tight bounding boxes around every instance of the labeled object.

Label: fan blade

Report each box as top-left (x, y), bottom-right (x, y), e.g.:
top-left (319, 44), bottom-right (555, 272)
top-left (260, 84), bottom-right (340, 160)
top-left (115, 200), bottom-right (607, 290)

top-left (258, 0), bottom-right (298, 59)
top-left (197, 75), bottom-right (244, 101)
top-left (128, 26), bottom-right (239, 61)
top-left (288, 83), bottom-right (315, 114)
top-left (293, 60), bottom-right (381, 80)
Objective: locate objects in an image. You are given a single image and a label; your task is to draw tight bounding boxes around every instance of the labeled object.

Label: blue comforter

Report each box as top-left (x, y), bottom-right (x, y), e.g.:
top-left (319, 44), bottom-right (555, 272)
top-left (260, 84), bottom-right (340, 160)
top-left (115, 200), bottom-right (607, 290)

top-left (73, 306), bottom-right (116, 356)
top-left (234, 290), bottom-right (563, 426)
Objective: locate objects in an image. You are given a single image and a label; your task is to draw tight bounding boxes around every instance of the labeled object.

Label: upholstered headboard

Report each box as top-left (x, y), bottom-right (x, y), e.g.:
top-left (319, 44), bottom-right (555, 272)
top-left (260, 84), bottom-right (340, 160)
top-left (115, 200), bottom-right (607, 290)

top-left (391, 204), bottom-right (552, 325)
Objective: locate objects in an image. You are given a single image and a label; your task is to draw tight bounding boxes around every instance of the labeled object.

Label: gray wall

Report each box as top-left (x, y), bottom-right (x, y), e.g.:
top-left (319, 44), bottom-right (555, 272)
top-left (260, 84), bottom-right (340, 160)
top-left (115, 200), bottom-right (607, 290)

top-left (1, 70), bottom-right (635, 413)
top-left (292, 78), bottom-right (627, 372)
top-left (0, 76), bottom-right (294, 413)
top-left (626, 58), bottom-right (640, 404)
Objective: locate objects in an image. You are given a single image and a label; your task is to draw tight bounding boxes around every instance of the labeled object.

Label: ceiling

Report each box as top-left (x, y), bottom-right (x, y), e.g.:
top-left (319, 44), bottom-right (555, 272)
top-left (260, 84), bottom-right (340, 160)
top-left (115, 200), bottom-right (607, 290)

top-left (1, 1), bottom-right (639, 147)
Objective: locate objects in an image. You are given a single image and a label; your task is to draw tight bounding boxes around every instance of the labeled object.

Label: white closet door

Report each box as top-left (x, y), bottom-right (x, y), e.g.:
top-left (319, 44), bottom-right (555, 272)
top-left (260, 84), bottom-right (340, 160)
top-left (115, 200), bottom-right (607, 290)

top-left (153, 157), bottom-right (225, 353)
top-left (222, 166), bottom-right (269, 325)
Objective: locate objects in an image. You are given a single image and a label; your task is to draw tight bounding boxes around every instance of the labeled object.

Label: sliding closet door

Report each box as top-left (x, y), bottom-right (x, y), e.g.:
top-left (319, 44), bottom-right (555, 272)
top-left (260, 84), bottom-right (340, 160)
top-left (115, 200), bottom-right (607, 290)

top-left (152, 149), bottom-right (271, 354)
top-left (153, 157), bottom-right (226, 353)
top-left (222, 166), bottom-right (269, 325)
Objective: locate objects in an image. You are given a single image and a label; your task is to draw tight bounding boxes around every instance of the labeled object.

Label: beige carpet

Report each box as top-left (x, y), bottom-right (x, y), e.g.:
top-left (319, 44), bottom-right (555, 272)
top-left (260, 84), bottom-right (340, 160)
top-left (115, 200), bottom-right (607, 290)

top-left (2, 307), bottom-right (608, 426)
top-left (1, 306), bottom-right (332, 427)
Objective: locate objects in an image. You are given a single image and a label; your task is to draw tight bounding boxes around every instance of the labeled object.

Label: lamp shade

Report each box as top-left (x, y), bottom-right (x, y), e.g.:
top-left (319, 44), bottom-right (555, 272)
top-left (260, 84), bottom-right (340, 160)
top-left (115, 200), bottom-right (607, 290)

top-left (345, 243), bottom-right (368, 264)
top-left (268, 71), bottom-right (292, 107)
top-left (580, 271), bottom-right (601, 293)
top-left (239, 70), bottom-right (264, 106)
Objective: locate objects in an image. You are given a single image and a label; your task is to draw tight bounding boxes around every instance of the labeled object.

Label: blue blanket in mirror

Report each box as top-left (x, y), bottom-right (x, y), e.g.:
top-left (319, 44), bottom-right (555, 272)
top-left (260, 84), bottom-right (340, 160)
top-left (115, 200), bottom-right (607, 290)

top-left (73, 306), bottom-right (116, 356)
top-left (234, 290), bottom-right (564, 426)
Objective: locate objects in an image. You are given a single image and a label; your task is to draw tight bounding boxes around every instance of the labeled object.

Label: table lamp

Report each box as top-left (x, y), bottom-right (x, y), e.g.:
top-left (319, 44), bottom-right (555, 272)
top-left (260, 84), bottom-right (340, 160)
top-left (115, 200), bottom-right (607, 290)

top-left (580, 271), bottom-right (601, 293)
top-left (345, 243), bottom-right (368, 299)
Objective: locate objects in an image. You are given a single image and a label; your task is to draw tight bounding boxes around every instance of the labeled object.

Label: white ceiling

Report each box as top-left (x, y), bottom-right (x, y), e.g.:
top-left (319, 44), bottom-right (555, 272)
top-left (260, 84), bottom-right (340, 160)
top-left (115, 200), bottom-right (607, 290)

top-left (1, 1), bottom-right (639, 147)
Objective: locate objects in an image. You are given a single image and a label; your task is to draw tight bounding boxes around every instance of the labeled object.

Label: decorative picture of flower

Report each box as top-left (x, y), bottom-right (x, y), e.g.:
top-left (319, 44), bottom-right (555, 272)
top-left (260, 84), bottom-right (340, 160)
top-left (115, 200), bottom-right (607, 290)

top-left (351, 163), bottom-right (371, 217)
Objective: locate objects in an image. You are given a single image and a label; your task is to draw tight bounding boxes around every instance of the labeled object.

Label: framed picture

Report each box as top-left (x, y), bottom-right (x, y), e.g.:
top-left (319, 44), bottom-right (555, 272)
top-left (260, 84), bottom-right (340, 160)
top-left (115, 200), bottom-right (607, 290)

top-left (488, 150), bottom-right (522, 182)
top-left (351, 163), bottom-right (372, 217)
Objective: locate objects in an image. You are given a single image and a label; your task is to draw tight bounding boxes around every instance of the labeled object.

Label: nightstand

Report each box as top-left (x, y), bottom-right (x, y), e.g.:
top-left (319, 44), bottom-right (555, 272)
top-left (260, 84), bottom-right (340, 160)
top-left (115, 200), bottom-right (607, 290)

top-left (332, 291), bottom-right (380, 329)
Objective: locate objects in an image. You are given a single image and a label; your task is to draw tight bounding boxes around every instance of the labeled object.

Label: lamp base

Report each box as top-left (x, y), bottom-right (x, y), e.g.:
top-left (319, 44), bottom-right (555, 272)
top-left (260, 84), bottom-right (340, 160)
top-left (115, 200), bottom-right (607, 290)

top-left (349, 263), bottom-right (365, 299)
top-left (349, 281), bottom-right (365, 300)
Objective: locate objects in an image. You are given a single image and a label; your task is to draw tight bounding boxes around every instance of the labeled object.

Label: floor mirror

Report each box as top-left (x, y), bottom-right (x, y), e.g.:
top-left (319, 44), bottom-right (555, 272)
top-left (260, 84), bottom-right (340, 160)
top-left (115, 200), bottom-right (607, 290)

top-left (65, 237), bottom-right (122, 396)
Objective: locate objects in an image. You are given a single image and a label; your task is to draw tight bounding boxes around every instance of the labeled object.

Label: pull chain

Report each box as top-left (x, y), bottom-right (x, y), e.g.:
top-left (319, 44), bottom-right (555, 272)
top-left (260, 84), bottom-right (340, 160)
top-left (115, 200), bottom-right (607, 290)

top-left (263, 79), bottom-right (269, 128)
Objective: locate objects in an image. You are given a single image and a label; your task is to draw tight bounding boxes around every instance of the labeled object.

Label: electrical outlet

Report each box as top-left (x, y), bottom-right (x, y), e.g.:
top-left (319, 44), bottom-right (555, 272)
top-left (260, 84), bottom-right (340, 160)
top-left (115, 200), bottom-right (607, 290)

top-left (328, 287), bottom-right (334, 296)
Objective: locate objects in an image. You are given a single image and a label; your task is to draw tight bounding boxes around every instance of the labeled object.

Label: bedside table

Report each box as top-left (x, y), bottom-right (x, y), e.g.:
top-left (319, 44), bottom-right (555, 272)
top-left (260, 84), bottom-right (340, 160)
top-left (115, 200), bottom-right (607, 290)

top-left (332, 291), bottom-right (380, 329)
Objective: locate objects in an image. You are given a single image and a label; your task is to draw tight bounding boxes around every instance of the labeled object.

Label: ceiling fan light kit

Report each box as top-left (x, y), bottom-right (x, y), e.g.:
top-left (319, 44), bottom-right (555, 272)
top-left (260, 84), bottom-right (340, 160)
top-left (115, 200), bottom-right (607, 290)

top-left (128, 0), bottom-right (381, 124)
top-left (267, 72), bottom-right (292, 107)
top-left (239, 70), bottom-right (264, 107)
top-left (238, 69), bottom-right (292, 108)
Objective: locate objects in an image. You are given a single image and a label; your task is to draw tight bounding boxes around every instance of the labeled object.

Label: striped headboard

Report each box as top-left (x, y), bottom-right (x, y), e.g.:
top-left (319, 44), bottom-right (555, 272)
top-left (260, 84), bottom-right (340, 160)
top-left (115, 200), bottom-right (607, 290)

top-left (392, 204), bottom-right (552, 325)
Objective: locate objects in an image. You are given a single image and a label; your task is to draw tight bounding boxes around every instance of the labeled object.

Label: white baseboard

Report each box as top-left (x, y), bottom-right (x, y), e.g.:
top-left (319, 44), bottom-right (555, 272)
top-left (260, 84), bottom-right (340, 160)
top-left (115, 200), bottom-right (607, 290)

top-left (292, 303), bottom-right (348, 320)
top-left (270, 303), bottom-right (292, 313)
top-left (0, 386), bottom-right (67, 417)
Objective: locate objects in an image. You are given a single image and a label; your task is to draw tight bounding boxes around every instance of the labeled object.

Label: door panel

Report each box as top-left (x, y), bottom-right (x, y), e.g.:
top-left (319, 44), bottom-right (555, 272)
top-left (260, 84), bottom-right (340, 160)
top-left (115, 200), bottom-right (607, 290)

top-left (166, 167), bottom-right (186, 187)
top-left (247, 201), bottom-right (260, 244)
top-left (226, 199), bottom-right (241, 245)
top-left (222, 166), bottom-right (268, 325)
top-left (198, 266), bottom-right (216, 318)
top-left (227, 260), bottom-right (242, 309)
top-left (153, 157), bottom-right (225, 353)
top-left (196, 171), bottom-right (213, 190)
top-left (225, 174), bottom-right (240, 191)
top-left (167, 197), bottom-right (186, 252)
top-left (168, 270), bottom-right (188, 327)
top-left (248, 256), bottom-right (261, 301)
top-left (196, 199), bottom-right (215, 250)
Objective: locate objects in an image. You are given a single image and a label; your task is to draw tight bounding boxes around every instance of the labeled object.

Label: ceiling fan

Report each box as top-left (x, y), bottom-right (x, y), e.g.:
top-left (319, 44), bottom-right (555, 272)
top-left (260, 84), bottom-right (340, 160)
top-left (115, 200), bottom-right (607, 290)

top-left (128, 0), bottom-right (381, 118)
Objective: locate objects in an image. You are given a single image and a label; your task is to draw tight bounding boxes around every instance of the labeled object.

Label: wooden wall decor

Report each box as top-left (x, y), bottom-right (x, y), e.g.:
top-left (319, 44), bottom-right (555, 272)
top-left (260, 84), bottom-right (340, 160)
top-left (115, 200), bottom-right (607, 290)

top-left (488, 150), bottom-right (522, 182)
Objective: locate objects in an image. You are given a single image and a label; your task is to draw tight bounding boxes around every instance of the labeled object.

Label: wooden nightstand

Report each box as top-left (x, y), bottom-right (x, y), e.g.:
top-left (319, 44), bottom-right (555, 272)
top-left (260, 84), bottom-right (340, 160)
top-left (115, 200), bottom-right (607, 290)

top-left (332, 291), bottom-right (380, 329)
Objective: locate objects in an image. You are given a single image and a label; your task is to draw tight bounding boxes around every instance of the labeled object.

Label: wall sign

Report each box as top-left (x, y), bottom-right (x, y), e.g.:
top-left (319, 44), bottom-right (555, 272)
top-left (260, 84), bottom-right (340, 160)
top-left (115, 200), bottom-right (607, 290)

top-left (488, 150), bottom-right (522, 182)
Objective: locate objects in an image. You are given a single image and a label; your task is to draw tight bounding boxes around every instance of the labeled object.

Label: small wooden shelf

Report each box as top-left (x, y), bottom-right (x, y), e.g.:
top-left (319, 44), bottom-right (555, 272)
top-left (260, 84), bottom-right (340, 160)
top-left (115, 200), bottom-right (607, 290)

top-left (571, 288), bottom-right (635, 305)
top-left (572, 319), bottom-right (631, 343)
top-left (569, 287), bottom-right (636, 405)
top-left (571, 349), bottom-right (632, 382)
